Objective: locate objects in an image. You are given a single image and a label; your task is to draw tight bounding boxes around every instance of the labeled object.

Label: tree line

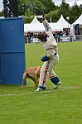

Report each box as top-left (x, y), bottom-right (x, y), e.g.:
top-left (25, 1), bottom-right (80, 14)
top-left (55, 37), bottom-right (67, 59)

top-left (0, 0), bottom-right (82, 24)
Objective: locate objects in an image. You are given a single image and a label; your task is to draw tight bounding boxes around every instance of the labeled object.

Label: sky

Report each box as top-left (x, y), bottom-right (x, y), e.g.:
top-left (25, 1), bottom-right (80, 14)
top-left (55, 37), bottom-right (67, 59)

top-left (0, 0), bottom-right (82, 11)
top-left (0, 0), bottom-right (3, 11)
top-left (53, 0), bottom-right (82, 6)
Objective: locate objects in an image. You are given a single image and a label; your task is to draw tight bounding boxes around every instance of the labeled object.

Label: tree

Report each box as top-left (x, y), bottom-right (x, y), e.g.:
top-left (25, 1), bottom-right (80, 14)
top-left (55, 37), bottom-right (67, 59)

top-left (18, 0), bottom-right (46, 15)
top-left (39, 0), bottom-right (57, 13)
top-left (59, 0), bottom-right (70, 17)
top-left (0, 12), bottom-right (4, 16)
top-left (23, 8), bottom-right (34, 23)
top-left (45, 9), bottom-right (60, 22)
top-left (17, 0), bottom-right (82, 24)
top-left (70, 3), bottom-right (82, 23)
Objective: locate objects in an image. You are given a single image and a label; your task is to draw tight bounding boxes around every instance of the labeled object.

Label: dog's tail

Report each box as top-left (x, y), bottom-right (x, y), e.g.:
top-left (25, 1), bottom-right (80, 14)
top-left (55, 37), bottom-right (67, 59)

top-left (21, 70), bottom-right (27, 87)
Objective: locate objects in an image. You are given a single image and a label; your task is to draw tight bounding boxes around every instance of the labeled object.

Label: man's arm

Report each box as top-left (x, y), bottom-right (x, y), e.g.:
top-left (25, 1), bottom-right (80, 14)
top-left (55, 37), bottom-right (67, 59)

top-left (41, 55), bottom-right (51, 62)
top-left (42, 14), bottom-right (52, 35)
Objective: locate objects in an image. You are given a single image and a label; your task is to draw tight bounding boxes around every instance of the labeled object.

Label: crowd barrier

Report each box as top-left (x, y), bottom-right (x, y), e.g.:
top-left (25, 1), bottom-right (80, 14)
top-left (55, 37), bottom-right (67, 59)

top-left (55, 35), bottom-right (82, 42)
top-left (24, 35), bottom-right (82, 43)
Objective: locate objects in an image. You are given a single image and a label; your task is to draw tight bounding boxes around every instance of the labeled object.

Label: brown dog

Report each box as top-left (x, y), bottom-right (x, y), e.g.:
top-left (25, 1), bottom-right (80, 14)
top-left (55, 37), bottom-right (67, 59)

top-left (21, 66), bottom-right (41, 87)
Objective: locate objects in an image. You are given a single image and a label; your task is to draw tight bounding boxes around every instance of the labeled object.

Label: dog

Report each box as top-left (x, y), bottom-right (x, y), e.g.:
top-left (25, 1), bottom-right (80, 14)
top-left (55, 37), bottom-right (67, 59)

top-left (21, 66), bottom-right (41, 87)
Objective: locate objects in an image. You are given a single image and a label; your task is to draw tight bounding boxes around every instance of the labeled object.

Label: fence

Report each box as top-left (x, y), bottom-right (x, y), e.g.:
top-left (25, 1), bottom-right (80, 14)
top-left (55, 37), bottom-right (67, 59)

top-left (56, 35), bottom-right (82, 42)
top-left (24, 35), bottom-right (82, 43)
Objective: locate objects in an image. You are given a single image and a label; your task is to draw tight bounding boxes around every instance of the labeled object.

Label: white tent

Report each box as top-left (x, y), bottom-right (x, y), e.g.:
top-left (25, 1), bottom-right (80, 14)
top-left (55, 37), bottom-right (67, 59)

top-left (70, 14), bottom-right (82, 35)
top-left (49, 22), bottom-right (63, 31)
top-left (73, 14), bottom-right (82, 25)
top-left (24, 16), bottom-right (45, 33)
top-left (30, 16), bottom-right (41, 24)
top-left (56, 15), bottom-right (70, 29)
top-left (24, 16), bottom-right (65, 33)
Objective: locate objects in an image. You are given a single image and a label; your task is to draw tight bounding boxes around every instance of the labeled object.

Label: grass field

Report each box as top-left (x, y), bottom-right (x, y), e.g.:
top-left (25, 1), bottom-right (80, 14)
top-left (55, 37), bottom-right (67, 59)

top-left (0, 41), bottom-right (82, 124)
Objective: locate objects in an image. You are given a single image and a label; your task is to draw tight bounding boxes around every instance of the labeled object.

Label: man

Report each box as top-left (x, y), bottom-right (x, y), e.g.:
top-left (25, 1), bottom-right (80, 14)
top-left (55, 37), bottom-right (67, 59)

top-left (35, 14), bottom-right (61, 91)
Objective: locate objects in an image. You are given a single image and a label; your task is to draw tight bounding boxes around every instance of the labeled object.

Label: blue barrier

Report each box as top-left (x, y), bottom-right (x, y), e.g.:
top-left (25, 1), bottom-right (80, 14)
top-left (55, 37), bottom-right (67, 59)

top-left (0, 17), bottom-right (26, 85)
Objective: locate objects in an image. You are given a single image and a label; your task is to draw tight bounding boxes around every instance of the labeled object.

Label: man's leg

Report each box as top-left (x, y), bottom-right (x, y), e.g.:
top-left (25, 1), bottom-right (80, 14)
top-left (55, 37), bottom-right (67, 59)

top-left (35, 62), bottom-right (49, 91)
top-left (49, 56), bottom-right (61, 89)
top-left (50, 76), bottom-right (61, 89)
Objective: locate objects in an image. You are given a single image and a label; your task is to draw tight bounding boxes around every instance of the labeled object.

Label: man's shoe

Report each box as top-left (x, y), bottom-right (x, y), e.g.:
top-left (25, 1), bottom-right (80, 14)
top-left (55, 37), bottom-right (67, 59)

top-left (54, 81), bottom-right (61, 89)
top-left (35, 86), bottom-right (46, 91)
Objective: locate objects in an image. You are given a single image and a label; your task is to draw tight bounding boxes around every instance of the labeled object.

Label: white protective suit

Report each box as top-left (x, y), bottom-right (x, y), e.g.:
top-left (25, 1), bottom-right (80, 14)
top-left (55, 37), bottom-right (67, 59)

top-left (37, 18), bottom-right (61, 90)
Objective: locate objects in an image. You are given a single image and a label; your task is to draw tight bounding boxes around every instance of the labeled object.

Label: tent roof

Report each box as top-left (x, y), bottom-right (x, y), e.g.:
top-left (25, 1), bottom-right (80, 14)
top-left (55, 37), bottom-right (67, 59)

top-left (56, 15), bottom-right (70, 28)
top-left (30, 16), bottom-right (41, 24)
top-left (73, 14), bottom-right (82, 25)
top-left (24, 16), bottom-right (63, 33)
top-left (24, 17), bottom-right (45, 32)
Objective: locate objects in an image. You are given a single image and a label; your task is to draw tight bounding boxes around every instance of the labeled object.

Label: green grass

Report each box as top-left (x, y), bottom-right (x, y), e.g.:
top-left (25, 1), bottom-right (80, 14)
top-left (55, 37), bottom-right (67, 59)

top-left (0, 42), bottom-right (82, 124)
